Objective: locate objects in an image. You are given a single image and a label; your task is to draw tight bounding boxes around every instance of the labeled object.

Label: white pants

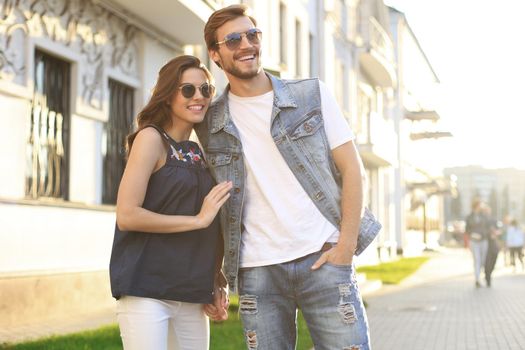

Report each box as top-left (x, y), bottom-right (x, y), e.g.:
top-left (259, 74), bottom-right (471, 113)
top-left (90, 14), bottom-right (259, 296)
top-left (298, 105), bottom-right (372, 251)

top-left (116, 296), bottom-right (209, 350)
top-left (470, 239), bottom-right (488, 282)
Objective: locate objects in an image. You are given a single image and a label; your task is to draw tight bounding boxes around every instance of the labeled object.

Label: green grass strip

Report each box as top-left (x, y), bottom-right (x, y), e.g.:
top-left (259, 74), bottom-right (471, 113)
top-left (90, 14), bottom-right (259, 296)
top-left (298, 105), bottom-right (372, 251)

top-left (357, 256), bottom-right (430, 284)
top-left (2, 257), bottom-right (429, 349)
top-left (0, 325), bottom-right (122, 350)
top-left (1, 296), bottom-right (312, 350)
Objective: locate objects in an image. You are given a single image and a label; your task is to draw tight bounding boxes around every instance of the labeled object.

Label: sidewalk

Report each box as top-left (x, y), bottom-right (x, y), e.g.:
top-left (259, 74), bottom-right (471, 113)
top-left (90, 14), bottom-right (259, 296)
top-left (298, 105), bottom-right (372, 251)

top-left (366, 248), bottom-right (525, 349)
top-left (0, 307), bottom-right (117, 345)
top-left (367, 246), bottom-right (475, 296)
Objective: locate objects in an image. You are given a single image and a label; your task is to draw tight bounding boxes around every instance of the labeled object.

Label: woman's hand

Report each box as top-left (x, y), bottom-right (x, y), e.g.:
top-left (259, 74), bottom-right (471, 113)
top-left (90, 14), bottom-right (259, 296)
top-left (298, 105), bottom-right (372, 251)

top-left (203, 286), bottom-right (229, 321)
top-left (197, 181), bottom-right (233, 228)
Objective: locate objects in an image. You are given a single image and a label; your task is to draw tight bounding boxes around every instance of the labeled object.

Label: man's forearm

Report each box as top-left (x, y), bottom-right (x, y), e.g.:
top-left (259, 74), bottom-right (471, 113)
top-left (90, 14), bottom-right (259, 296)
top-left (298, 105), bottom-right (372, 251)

top-left (337, 170), bottom-right (363, 252)
top-left (330, 141), bottom-right (365, 254)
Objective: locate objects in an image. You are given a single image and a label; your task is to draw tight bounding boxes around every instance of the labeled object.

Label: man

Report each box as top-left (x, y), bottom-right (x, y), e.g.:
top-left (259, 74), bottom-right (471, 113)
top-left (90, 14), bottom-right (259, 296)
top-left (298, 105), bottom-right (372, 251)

top-left (482, 205), bottom-right (500, 287)
top-left (197, 5), bottom-right (380, 349)
top-left (465, 200), bottom-right (490, 287)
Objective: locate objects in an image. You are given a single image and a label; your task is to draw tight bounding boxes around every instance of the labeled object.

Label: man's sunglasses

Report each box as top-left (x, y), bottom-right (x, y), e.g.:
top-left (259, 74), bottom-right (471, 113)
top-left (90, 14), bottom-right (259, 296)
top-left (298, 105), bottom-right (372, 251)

top-left (215, 28), bottom-right (262, 50)
top-left (178, 83), bottom-right (215, 99)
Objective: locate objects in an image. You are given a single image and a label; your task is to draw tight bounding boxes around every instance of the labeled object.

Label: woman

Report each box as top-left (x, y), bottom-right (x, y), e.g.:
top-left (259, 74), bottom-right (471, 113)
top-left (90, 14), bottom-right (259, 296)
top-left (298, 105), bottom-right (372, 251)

top-left (109, 55), bottom-right (231, 350)
top-left (465, 200), bottom-right (490, 287)
top-left (506, 219), bottom-right (524, 271)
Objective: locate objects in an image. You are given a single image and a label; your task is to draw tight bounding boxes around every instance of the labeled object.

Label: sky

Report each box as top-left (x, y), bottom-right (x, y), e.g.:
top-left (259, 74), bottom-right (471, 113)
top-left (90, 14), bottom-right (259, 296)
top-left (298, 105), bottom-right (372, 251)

top-left (384, 0), bottom-right (525, 171)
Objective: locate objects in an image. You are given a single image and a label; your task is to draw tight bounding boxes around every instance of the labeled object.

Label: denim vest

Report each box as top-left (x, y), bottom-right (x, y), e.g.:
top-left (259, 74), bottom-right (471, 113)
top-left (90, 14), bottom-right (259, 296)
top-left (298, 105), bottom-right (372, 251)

top-left (195, 74), bottom-right (381, 290)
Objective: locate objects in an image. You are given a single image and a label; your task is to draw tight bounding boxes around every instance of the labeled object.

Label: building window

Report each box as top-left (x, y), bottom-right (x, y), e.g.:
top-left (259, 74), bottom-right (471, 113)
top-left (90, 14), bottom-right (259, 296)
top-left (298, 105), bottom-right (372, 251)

top-left (102, 79), bottom-right (134, 204)
top-left (335, 60), bottom-right (344, 107)
top-left (357, 85), bottom-right (372, 145)
top-left (26, 50), bottom-right (71, 200)
top-left (295, 19), bottom-right (302, 77)
top-left (309, 33), bottom-right (315, 77)
top-left (348, 1), bottom-right (357, 41)
top-left (340, 0), bottom-right (347, 36)
top-left (366, 168), bottom-right (374, 209)
top-left (279, 2), bottom-right (287, 65)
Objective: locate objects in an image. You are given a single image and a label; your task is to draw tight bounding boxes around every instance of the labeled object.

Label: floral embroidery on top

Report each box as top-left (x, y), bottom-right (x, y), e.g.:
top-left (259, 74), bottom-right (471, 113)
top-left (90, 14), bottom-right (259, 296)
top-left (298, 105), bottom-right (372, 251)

top-left (169, 143), bottom-right (206, 167)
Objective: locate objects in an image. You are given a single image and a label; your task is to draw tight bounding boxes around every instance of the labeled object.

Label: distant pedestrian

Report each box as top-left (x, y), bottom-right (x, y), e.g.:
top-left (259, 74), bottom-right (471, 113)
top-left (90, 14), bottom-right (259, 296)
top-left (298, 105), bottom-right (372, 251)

top-left (465, 200), bottom-right (490, 287)
top-left (483, 206), bottom-right (501, 287)
top-left (506, 219), bottom-right (525, 271)
top-left (500, 215), bottom-right (512, 266)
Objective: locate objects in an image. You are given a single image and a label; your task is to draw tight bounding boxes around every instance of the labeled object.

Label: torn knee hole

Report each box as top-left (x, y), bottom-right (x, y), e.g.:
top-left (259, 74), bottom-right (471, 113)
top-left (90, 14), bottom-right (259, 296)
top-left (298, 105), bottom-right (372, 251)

top-left (246, 330), bottom-right (257, 350)
top-left (338, 302), bottom-right (357, 324)
top-left (338, 283), bottom-right (352, 297)
top-left (239, 294), bottom-right (258, 314)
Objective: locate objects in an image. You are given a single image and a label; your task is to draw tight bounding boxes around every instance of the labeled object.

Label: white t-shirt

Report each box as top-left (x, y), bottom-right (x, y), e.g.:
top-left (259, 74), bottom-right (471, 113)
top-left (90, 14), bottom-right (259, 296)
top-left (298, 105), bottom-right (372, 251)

top-left (229, 81), bottom-right (355, 268)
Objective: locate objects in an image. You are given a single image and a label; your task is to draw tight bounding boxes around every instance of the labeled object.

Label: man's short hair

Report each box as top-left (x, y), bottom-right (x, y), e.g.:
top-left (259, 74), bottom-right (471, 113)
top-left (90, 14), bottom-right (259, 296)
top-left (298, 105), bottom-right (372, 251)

top-left (204, 4), bottom-right (257, 53)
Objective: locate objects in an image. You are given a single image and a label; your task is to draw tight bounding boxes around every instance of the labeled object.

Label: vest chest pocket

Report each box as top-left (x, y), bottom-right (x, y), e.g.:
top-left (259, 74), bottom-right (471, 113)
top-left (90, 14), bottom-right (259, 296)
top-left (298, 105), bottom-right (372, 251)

top-left (206, 152), bottom-right (233, 183)
top-left (289, 113), bottom-right (323, 140)
top-left (288, 113), bottom-right (328, 163)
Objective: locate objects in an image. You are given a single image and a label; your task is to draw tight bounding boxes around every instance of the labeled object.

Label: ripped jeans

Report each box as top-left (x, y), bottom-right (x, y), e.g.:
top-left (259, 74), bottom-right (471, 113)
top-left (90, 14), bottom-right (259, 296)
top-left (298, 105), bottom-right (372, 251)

top-left (238, 250), bottom-right (370, 350)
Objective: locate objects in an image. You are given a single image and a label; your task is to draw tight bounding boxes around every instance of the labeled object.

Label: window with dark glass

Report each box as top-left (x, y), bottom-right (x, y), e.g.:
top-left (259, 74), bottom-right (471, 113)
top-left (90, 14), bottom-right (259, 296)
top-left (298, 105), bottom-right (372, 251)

top-left (309, 33), bottom-right (316, 77)
top-left (279, 2), bottom-right (287, 65)
top-left (26, 50), bottom-right (71, 200)
top-left (295, 19), bottom-right (302, 77)
top-left (102, 79), bottom-right (134, 204)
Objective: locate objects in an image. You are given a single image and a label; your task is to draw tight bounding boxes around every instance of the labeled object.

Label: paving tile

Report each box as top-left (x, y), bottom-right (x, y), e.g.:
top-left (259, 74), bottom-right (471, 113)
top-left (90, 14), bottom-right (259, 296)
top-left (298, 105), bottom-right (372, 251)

top-left (366, 249), bottom-right (525, 350)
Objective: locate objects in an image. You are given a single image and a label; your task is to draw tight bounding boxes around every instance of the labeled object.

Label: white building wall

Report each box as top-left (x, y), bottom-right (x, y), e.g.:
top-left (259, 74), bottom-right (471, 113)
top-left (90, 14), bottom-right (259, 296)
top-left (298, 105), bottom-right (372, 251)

top-left (69, 116), bottom-right (100, 204)
top-left (141, 34), bottom-right (182, 105)
top-left (0, 203), bottom-right (115, 274)
top-left (0, 0), bottom-right (181, 278)
top-left (0, 94), bottom-right (30, 199)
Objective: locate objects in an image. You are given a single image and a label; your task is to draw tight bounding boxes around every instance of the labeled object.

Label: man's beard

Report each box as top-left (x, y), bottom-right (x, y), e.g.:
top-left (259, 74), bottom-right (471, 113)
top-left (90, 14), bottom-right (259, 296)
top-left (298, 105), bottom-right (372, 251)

top-left (222, 51), bottom-right (261, 80)
top-left (227, 64), bottom-right (260, 79)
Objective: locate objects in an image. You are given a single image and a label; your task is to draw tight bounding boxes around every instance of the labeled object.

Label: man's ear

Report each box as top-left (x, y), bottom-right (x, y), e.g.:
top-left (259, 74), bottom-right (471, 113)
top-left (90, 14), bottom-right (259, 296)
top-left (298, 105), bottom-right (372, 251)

top-left (209, 49), bottom-right (222, 70)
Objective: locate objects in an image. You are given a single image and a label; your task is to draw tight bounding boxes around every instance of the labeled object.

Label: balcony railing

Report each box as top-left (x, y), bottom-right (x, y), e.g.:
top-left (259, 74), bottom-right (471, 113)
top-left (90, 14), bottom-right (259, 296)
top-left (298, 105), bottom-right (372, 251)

top-left (368, 17), bottom-right (394, 64)
top-left (358, 16), bottom-right (396, 87)
top-left (356, 112), bottom-right (397, 167)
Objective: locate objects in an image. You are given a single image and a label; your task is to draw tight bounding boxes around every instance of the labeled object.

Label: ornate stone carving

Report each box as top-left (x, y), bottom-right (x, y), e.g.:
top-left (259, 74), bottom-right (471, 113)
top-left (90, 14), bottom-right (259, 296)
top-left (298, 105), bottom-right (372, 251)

top-left (0, 0), bottom-right (139, 109)
top-left (0, 0), bottom-right (28, 84)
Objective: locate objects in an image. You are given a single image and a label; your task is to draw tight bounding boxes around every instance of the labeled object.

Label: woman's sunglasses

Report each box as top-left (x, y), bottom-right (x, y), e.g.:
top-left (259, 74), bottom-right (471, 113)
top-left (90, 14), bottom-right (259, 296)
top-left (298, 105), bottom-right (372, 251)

top-left (215, 28), bottom-right (262, 51)
top-left (178, 83), bottom-right (215, 99)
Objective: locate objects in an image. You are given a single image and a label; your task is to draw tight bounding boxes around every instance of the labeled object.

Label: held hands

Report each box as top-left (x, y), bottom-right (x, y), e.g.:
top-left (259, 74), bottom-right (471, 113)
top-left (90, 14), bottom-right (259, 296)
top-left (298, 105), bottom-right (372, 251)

top-left (197, 181), bottom-right (233, 228)
top-left (203, 285), bottom-right (229, 322)
top-left (311, 244), bottom-right (355, 270)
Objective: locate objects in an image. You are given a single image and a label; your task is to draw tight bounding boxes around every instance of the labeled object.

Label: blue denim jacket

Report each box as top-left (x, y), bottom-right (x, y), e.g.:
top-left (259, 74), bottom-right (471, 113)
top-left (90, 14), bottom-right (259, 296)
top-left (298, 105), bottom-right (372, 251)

top-left (195, 74), bottom-right (381, 289)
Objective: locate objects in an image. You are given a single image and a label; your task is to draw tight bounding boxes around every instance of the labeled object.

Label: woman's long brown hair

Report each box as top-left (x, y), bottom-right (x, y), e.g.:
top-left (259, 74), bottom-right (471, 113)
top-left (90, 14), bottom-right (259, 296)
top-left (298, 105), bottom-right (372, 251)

top-left (126, 55), bottom-right (213, 153)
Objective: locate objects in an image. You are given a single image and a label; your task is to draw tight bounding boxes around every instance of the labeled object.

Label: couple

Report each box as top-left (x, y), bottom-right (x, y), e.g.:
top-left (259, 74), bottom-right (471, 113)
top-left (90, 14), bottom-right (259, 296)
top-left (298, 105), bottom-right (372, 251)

top-left (465, 200), bottom-right (499, 287)
top-left (109, 4), bottom-right (380, 350)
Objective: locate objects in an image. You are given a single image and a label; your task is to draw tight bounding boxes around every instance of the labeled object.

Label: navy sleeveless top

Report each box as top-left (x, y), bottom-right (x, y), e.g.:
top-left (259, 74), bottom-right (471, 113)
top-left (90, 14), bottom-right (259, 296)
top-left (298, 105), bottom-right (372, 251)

top-left (109, 125), bottom-right (220, 304)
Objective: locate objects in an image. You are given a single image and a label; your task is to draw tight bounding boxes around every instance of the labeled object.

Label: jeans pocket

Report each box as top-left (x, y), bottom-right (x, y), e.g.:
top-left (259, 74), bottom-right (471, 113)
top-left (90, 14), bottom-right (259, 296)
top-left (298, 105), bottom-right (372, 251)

top-left (324, 261), bottom-right (353, 269)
